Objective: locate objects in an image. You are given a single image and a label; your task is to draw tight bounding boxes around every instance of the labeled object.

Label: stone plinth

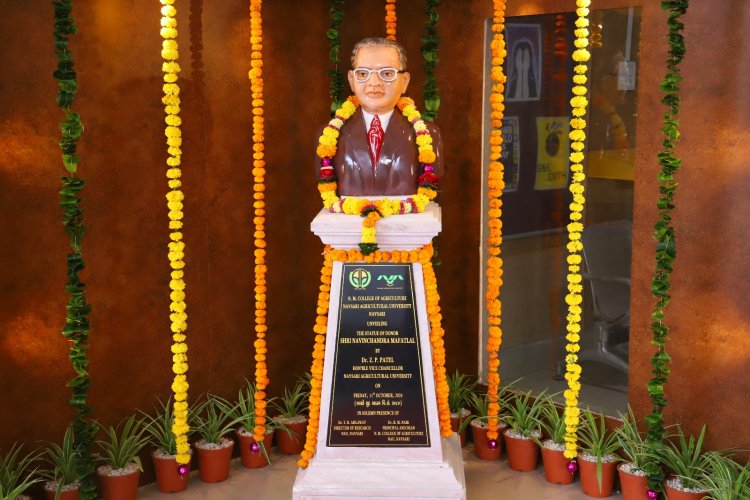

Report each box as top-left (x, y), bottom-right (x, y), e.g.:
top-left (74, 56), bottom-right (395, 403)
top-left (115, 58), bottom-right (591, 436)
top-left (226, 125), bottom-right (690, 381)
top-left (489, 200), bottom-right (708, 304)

top-left (294, 204), bottom-right (464, 499)
top-left (310, 203), bottom-right (442, 251)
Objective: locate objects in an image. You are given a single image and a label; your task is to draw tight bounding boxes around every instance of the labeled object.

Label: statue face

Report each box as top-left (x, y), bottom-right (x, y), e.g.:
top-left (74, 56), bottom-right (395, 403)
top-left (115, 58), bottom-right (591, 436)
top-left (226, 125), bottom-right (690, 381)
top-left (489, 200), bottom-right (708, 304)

top-left (348, 46), bottom-right (410, 115)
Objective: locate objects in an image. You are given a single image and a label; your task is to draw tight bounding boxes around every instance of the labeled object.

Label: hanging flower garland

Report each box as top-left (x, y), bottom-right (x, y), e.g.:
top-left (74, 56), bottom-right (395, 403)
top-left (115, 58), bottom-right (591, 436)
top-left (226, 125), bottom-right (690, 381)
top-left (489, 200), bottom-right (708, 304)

top-left (484, 0), bottom-right (506, 447)
top-left (298, 244), bottom-right (450, 469)
top-left (644, 0), bottom-right (688, 494)
top-left (561, 0), bottom-right (592, 465)
top-left (160, 0), bottom-right (191, 468)
top-left (317, 96), bottom-right (439, 255)
top-left (326, 0), bottom-right (346, 113)
top-left (52, 1), bottom-right (97, 497)
top-left (248, 0), bottom-right (270, 447)
top-left (385, 0), bottom-right (397, 40)
top-left (421, 0), bottom-right (441, 122)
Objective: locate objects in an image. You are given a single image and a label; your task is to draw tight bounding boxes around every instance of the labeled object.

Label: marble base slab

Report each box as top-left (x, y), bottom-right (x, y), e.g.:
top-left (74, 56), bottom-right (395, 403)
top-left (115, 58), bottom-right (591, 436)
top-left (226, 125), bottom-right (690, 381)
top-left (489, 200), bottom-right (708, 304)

top-left (310, 203), bottom-right (442, 251)
top-left (292, 434), bottom-right (466, 500)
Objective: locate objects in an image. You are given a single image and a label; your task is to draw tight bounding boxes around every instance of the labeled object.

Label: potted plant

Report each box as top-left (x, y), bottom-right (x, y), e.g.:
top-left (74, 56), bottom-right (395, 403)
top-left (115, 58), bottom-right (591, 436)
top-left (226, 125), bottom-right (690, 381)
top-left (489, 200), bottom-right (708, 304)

top-left (41, 426), bottom-right (80, 500)
top-left (193, 393), bottom-right (242, 482)
top-left (694, 451), bottom-right (750, 500)
top-left (613, 407), bottom-right (652, 500)
top-left (576, 408), bottom-right (620, 498)
top-left (0, 443), bottom-right (42, 500)
top-left (501, 389), bottom-right (548, 472)
top-left (140, 397), bottom-right (193, 493)
top-left (466, 390), bottom-right (506, 460)
top-left (536, 397), bottom-right (574, 485)
top-left (271, 376), bottom-right (309, 455)
top-left (446, 371), bottom-right (476, 446)
top-left (657, 425), bottom-right (710, 500)
top-left (232, 381), bottom-right (277, 468)
top-left (95, 415), bottom-right (150, 500)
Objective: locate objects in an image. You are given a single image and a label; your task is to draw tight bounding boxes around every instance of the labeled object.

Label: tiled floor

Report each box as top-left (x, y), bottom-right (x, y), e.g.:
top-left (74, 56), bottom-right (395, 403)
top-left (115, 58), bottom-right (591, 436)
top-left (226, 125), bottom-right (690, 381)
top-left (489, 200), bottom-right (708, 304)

top-left (138, 445), bottom-right (624, 499)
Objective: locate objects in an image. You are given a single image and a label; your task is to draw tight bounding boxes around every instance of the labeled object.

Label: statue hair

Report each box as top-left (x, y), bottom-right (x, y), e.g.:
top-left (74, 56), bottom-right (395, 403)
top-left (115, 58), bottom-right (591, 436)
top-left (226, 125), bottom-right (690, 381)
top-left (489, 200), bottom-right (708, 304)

top-left (351, 37), bottom-right (408, 70)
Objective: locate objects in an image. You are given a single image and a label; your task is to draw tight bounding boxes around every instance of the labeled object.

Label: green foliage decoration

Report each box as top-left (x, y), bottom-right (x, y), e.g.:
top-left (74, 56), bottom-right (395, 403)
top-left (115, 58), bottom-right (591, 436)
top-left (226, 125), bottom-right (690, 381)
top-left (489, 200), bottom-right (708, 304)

top-left (644, 0), bottom-right (689, 491)
top-left (326, 0), bottom-right (346, 114)
top-left (420, 0), bottom-right (441, 121)
top-left (52, 1), bottom-right (97, 498)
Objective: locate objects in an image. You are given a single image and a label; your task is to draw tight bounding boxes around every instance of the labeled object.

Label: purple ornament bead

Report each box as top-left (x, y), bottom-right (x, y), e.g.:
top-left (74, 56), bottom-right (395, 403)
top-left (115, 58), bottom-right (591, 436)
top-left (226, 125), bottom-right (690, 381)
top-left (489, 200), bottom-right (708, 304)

top-left (177, 464), bottom-right (189, 478)
top-left (250, 442), bottom-right (260, 453)
top-left (487, 439), bottom-right (498, 450)
top-left (647, 489), bottom-right (658, 500)
top-left (322, 157), bottom-right (332, 167)
top-left (567, 460), bottom-right (578, 474)
top-left (424, 164), bottom-right (434, 172)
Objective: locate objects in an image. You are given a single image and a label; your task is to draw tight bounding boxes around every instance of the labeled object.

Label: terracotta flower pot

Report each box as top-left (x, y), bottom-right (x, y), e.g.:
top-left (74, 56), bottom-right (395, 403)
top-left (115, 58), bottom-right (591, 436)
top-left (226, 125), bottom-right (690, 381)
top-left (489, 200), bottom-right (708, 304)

top-left (664, 483), bottom-right (708, 500)
top-left (450, 409), bottom-right (470, 447)
top-left (470, 420), bottom-right (502, 461)
top-left (151, 450), bottom-right (190, 493)
top-left (503, 429), bottom-right (540, 472)
top-left (541, 445), bottom-right (575, 485)
top-left (276, 417), bottom-right (308, 455)
top-left (97, 466), bottom-right (140, 500)
top-left (196, 438), bottom-right (234, 483)
top-left (618, 463), bottom-right (650, 500)
top-left (43, 483), bottom-right (80, 500)
top-left (578, 455), bottom-right (617, 498)
top-left (237, 429), bottom-right (274, 468)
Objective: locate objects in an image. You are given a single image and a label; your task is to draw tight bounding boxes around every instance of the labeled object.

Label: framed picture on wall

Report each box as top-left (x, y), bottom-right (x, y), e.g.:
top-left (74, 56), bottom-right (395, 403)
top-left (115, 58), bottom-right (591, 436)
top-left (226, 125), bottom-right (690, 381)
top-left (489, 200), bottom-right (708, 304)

top-left (506, 24), bottom-right (542, 102)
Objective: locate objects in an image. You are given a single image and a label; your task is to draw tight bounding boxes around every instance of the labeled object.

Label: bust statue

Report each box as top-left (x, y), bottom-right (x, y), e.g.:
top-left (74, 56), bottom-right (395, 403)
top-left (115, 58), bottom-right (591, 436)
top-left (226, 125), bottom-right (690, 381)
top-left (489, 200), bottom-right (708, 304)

top-left (316, 37), bottom-right (444, 197)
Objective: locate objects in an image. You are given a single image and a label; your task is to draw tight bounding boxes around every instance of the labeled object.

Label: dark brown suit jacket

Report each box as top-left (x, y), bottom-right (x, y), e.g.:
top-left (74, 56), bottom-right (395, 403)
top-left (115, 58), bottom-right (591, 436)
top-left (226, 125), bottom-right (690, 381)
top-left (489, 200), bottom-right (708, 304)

top-left (316, 108), bottom-right (444, 196)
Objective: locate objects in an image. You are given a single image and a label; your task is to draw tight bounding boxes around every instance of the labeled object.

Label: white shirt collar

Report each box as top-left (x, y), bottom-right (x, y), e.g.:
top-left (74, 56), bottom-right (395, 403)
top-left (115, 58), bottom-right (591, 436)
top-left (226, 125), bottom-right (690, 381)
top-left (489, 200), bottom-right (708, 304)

top-left (361, 109), bottom-right (394, 132)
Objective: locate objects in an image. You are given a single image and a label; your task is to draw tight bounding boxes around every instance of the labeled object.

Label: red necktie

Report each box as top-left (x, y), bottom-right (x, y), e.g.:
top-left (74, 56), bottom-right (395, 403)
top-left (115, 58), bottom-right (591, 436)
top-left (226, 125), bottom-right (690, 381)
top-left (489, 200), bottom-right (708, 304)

top-left (368, 115), bottom-right (385, 168)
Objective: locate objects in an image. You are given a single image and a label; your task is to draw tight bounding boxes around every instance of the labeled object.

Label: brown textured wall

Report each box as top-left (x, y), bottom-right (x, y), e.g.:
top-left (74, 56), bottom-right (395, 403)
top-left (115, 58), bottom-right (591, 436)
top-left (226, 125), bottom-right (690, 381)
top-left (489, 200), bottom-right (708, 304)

top-left (0, 0), bottom-right (748, 477)
top-left (629, 0), bottom-right (750, 453)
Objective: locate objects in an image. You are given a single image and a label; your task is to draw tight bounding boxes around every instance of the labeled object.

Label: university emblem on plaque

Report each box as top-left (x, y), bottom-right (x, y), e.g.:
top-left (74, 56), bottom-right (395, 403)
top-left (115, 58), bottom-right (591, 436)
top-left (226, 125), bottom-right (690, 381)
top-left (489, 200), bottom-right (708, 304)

top-left (377, 274), bottom-right (404, 287)
top-left (348, 268), bottom-right (371, 290)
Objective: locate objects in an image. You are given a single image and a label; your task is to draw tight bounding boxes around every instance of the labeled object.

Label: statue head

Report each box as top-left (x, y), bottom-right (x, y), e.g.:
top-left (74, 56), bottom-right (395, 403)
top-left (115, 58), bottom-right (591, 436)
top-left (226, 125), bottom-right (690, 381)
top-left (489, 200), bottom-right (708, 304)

top-left (348, 37), bottom-right (411, 115)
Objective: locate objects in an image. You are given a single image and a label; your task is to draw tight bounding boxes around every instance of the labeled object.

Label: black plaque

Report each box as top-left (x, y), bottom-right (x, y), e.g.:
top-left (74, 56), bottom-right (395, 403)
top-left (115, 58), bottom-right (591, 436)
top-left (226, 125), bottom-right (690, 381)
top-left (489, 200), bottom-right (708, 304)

top-left (327, 263), bottom-right (430, 447)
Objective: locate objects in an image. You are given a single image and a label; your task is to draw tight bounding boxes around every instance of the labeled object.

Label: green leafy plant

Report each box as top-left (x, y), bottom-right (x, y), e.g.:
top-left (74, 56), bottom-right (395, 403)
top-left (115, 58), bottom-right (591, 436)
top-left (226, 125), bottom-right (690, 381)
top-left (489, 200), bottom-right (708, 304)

top-left (500, 389), bottom-right (548, 438)
top-left (645, 0), bottom-right (689, 491)
top-left (695, 452), bottom-right (750, 500)
top-left (194, 393), bottom-right (243, 445)
top-left (614, 406), bottom-right (653, 472)
top-left (446, 371), bottom-right (476, 415)
top-left (52, 1), bottom-right (97, 498)
top-left (0, 443), bottom-right (43, 500)
top-left (271, 377), bottom-right (310, 419)
top-left (656, 425), bottom-right (710, 491)
top-left (139, 396), bottom-right (194, 456)
top-left (230, 382), bottom-right (278, 464)
top-left (326, 0), bottom-right (345, 113)
top-left (421, 0), bottom-right (441, 121)
top-left (42, 426), bottom-right (79, 498)
top-left (537, 397), bottom-right (566, 446)
top-left (96, 415), bottom-right (149, 472)
top-left (577, 408), bottom-right (621, 492)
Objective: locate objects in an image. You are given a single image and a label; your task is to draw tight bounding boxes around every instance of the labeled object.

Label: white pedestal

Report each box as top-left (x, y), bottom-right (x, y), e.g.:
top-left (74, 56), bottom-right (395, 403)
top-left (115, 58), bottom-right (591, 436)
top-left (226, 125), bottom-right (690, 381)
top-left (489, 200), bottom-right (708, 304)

top-left (293, 434), bottom-right (465, 499)
top-left (295, 204), bottom-right (464, 499)
top-left (310, 202), bottom-right (442, 251)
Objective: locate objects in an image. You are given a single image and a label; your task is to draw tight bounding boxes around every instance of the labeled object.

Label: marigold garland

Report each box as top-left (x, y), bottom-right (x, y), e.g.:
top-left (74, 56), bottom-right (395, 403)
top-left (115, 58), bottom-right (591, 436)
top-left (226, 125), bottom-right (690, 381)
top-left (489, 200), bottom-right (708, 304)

top-left (160, 0), bottom-right (191, 466)
top-left (248, 0), bottom-right (270, 445)
top-left (484, 0), bottom-right (507, 443)
top-left (317, 96), bottom-right (439, 255)
top-left (561, 0), bottom-right (592, 461)
top-left (298, 244), bottom-right (450, 468)
top-left (385, 0), bottom-right (397, 40)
